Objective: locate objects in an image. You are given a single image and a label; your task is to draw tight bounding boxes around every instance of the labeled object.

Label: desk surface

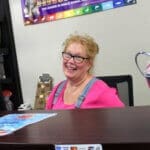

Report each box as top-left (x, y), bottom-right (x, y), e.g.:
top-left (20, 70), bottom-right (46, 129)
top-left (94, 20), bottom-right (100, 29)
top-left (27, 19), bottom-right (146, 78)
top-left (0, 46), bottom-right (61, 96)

top-left (0, 106), bottom-right (150, 149)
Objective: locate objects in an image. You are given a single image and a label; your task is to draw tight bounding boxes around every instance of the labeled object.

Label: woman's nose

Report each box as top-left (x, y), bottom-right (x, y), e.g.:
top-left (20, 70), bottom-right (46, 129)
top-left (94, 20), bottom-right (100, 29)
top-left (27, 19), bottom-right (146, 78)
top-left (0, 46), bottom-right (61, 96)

top-left (68, 57), bottom-right (75, 63)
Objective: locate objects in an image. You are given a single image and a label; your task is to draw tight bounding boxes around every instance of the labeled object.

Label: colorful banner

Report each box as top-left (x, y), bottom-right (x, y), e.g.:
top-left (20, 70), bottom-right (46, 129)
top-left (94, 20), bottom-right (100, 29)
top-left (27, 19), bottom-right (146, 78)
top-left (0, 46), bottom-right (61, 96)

top-left (21, 0), bottom-right (137, 25)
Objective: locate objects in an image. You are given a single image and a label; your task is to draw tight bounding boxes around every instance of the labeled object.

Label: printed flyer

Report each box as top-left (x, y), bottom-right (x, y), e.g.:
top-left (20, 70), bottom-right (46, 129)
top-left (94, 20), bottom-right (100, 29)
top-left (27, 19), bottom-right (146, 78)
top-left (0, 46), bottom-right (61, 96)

top-left (0, 113), bottom-right (57, 136)
top-left (21, 0), bottom-right (137, 25)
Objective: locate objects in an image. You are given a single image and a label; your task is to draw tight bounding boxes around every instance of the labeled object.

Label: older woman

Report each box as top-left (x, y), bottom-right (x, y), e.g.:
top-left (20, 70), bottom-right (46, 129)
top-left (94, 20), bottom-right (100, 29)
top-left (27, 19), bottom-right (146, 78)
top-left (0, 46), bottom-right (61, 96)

top-left (46, 33), bottom-right (124, 110)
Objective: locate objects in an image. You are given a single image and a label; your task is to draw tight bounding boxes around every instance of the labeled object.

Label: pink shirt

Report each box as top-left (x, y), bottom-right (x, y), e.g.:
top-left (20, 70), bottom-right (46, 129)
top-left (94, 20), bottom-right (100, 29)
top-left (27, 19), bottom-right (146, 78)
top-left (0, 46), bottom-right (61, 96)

top-left (45, 79), bottom-right (124, 110)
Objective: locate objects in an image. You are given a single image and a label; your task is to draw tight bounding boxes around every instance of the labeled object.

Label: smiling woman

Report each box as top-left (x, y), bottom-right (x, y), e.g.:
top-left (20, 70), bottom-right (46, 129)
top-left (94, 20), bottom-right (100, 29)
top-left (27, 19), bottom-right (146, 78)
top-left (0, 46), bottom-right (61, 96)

top-left (45, 33), bottom-right (124, 110)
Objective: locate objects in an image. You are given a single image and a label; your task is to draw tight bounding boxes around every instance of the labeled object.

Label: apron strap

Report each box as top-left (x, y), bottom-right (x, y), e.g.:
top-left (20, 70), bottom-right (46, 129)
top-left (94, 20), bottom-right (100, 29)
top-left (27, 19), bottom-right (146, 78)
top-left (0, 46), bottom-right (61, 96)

top-left (75, 77), bottom-right (97, 108)
top-left (53, 80), bottom-right (66, 105)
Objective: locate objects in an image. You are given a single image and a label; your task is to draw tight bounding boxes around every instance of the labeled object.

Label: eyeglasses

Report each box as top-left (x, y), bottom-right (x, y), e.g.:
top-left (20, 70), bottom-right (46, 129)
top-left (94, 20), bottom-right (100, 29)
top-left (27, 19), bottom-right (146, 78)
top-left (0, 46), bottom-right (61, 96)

top-left (62, 52), bottom-right (89, 64)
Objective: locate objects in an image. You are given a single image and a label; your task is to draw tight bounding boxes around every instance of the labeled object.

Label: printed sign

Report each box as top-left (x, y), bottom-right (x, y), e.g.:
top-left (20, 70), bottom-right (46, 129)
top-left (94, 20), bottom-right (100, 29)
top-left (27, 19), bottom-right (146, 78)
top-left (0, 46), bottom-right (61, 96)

top-left (21, 0), bottom-right (137, 25)
top-left (55, 144), bottom-right (103, 150)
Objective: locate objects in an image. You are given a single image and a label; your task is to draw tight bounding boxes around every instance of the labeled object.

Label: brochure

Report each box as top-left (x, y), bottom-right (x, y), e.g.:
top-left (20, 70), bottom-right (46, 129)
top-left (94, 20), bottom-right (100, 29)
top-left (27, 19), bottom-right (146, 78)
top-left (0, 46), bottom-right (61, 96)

top-left (0, 112), bottom-right (57, 136)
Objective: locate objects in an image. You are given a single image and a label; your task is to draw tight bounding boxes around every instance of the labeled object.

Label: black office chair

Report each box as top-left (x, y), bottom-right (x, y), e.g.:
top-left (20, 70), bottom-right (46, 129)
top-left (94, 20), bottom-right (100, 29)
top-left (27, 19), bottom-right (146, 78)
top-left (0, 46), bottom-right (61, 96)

top-left (96, 75), bottom-right (134, 106)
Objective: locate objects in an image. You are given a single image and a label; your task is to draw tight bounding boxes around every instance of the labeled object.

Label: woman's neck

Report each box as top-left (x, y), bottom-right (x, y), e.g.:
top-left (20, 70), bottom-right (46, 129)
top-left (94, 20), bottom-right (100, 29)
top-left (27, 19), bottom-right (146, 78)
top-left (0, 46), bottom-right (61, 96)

top-left (64, 74), bottom-right (93, 104)
top-left (67, 74), bottom-right (92, 88)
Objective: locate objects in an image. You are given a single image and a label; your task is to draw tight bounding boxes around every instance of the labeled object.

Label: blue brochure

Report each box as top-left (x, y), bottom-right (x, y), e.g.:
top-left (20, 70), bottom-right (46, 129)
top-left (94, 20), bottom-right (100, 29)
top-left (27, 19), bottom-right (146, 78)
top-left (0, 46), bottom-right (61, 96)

top-left (0, 113), bottom-right (57, 136)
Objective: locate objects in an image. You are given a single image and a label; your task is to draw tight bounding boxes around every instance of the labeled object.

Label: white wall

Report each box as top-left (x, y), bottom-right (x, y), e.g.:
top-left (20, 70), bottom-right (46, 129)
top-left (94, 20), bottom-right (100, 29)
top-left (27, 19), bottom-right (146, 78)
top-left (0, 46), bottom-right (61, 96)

top-left (9, 0), bottom-right (150, 107)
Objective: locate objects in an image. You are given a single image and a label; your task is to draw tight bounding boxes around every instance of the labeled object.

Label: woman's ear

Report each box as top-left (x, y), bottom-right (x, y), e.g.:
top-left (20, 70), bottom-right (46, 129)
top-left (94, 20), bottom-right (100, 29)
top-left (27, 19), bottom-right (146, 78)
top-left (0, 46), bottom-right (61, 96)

top-left (87, 59), bottom-right (93, 72)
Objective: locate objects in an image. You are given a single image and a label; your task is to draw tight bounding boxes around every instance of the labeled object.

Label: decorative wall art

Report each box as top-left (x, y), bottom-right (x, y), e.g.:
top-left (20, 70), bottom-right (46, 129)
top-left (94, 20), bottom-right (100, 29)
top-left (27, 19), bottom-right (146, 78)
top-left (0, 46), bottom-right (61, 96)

top-left (21, 0), bottom-right (137, 25)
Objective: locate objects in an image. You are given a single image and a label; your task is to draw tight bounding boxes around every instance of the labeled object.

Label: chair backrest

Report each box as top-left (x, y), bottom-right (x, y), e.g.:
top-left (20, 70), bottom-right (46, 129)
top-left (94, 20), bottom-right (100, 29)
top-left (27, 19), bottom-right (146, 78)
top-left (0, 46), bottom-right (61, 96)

top-left (96, 75), bottom-right (134, 106)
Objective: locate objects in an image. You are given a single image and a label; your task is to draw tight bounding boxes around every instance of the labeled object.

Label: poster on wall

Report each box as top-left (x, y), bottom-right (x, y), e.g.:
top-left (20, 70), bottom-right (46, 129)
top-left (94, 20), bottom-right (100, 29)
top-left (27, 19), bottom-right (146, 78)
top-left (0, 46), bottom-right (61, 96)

top-left (21, 0), bottom-right (137, 26)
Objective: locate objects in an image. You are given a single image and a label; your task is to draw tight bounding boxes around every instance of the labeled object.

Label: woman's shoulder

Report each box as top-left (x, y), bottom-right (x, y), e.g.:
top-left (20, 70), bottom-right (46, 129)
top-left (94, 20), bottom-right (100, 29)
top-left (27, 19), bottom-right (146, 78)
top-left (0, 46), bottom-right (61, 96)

top-left (84, 77), bottom-right (124, 108)
top-left (91, 77), bottom-right (118, 95)
top-left (53, 80), bottom-right (66, 88)
top-left (93, 77), bottom-right (110, 89)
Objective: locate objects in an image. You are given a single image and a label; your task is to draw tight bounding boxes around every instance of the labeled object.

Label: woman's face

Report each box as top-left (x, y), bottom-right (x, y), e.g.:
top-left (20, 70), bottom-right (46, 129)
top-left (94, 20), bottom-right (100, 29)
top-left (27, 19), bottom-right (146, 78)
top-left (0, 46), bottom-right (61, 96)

top-left (62, 42), bottom-right (91, 81)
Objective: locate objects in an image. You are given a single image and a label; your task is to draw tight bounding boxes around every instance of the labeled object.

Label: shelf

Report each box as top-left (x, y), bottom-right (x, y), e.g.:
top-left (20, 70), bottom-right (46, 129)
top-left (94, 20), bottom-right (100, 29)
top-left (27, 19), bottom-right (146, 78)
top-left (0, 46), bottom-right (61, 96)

top-left (0, 0), bottom-right (23, 111)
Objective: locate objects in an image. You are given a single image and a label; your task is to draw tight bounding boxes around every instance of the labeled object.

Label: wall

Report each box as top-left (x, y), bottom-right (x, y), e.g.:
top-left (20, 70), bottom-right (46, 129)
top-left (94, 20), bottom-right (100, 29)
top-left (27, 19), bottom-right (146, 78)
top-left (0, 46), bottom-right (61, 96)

top-left (9, 0), bottom-right (150, 107)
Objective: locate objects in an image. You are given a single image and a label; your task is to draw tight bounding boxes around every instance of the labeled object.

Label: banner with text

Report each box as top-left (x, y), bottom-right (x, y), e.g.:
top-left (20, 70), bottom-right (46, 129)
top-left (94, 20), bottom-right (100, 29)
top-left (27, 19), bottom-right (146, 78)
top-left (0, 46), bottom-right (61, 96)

top-left (21, 0), bottom-right (137, 25)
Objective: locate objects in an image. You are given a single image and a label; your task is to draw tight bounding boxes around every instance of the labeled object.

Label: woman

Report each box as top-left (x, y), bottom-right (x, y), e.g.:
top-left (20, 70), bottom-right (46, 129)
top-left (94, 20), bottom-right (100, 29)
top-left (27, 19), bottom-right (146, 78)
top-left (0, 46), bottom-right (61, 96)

top-left (46, 33), bottom-right (124, 110)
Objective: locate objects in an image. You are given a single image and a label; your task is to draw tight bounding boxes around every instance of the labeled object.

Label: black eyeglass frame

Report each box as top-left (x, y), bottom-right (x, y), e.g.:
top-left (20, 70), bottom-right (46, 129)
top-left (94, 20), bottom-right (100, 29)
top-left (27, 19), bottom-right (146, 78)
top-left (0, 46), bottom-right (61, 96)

top-left (62, 52), bottom-right (89, 64)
